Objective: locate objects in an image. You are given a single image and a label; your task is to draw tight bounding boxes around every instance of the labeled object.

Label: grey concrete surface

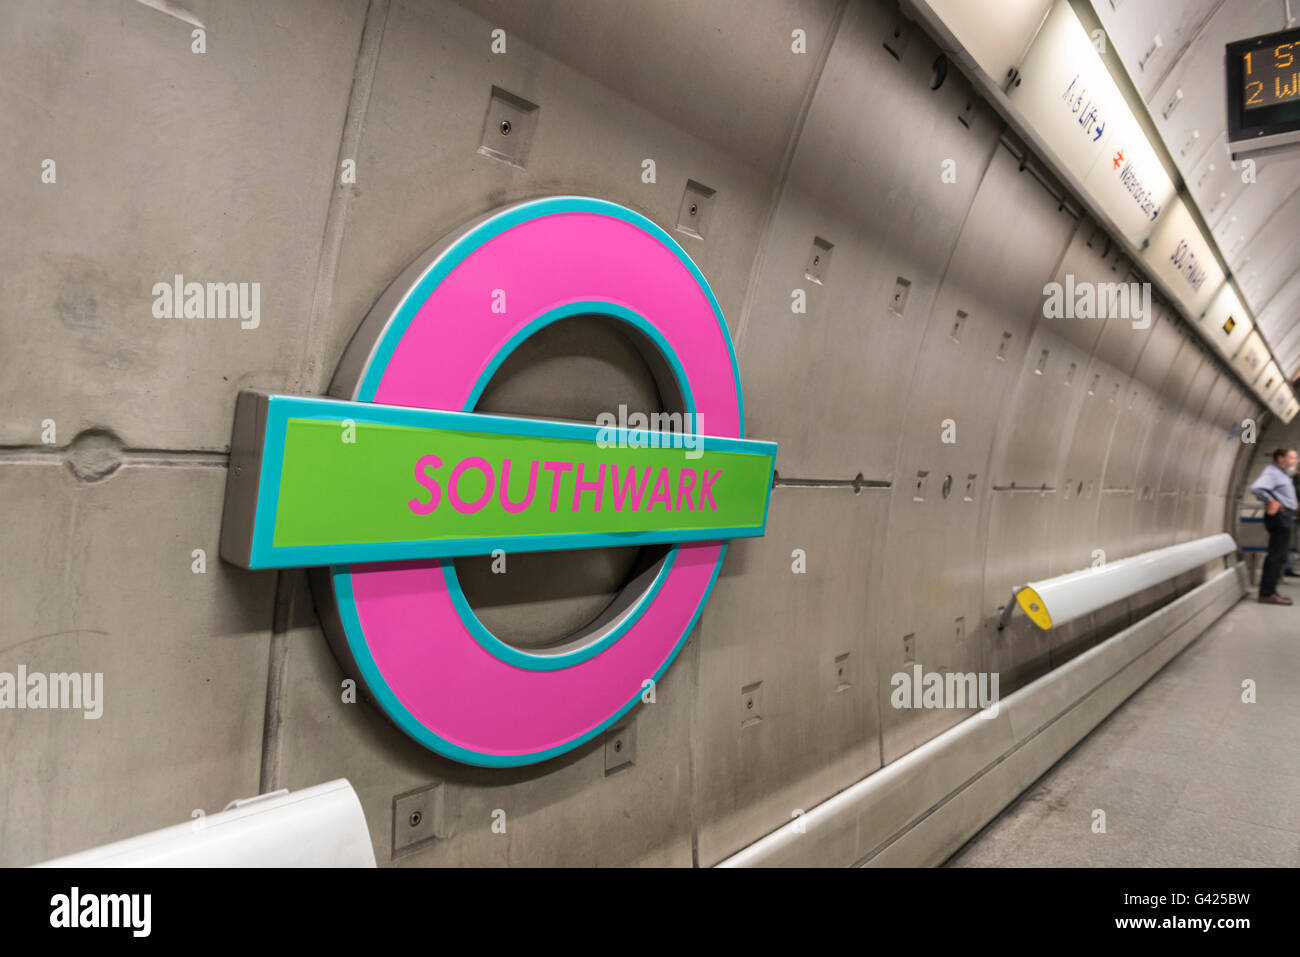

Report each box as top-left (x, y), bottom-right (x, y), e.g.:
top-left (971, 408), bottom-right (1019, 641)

top-left (0, 0), bottom-right (368, 450)
top-left (0, 461), bottom-right (273, 865)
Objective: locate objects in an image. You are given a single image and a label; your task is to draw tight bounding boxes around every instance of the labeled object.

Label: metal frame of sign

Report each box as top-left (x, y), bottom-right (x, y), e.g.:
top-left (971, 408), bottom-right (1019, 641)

top-left (1226, 26), bottom-right (1300, 160)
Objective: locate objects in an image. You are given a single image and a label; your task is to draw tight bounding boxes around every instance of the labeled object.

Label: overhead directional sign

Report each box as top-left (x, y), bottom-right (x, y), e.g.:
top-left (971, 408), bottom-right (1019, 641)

top-left (1006, 0), bottom-right (1173, 247)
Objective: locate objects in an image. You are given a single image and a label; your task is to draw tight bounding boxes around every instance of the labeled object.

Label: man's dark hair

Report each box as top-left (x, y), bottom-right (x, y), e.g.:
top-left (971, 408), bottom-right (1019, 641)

top-left (1274, 448), bottom-right (1291, 462)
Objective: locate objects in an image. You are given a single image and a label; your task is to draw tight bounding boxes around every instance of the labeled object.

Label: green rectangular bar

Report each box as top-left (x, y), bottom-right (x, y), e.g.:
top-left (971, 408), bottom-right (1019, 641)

top-left (218, 393), bottom-right (777, 568)
top-left (274, 418), bottom-right (771, 548)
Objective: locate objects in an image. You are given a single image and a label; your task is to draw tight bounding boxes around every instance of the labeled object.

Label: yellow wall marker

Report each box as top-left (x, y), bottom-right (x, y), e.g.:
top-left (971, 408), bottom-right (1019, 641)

top-left (1016, 586), bottom-right (1053, 630)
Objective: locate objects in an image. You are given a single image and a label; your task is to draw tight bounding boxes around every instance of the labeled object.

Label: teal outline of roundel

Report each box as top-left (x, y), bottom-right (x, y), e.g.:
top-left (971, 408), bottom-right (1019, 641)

top-left (330, 196), bottom-right (745, 766)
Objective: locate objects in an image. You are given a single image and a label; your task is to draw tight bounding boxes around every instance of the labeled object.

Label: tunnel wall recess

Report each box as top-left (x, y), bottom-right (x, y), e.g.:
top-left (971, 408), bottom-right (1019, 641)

top-left (0, 0), bottom-right (1262, 866)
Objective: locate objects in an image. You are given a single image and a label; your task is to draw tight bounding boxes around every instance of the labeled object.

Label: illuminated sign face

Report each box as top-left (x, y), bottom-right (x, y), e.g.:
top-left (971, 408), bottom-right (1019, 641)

top-left (1227, 27), bottom-right (1300, 159)
top-left (1242, 40), bottom-right (1299, 110)
top-left (220, 197), bottom-right (775, 767)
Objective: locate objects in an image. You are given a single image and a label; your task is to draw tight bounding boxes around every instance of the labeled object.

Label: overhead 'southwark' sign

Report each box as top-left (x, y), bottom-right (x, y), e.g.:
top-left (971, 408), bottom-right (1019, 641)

top-left (220, 392), bottom-right (775, 569)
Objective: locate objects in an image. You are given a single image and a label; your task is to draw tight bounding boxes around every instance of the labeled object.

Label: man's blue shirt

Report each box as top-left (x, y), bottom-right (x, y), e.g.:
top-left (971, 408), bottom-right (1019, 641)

top-left (1251, 462), bottom-right (1298, 511)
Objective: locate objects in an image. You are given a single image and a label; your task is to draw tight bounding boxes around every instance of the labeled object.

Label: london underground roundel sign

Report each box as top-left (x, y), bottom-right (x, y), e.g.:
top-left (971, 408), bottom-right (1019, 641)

top-left (220, 197), bottom-right (775, 766)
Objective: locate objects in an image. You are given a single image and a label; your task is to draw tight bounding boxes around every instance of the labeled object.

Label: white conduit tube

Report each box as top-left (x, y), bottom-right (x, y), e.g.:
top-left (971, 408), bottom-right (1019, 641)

top-left (1015, 533), bottom-right (1237, 630)
top-left (33, 779), bottom-right (376, 867)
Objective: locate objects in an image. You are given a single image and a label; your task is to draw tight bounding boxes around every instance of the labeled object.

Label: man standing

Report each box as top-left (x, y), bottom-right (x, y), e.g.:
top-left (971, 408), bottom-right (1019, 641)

top-left (1288, 468), bottom-right (1300, 579)
top-left (1250, 447), bottom-right (1299, 605)
top-left (1289, 473), bottom-right (1300, 582)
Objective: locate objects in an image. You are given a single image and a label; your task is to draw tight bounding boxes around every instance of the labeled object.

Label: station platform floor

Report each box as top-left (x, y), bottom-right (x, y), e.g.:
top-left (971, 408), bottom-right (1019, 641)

top-left (948, 576), bottom-right (1300, 867)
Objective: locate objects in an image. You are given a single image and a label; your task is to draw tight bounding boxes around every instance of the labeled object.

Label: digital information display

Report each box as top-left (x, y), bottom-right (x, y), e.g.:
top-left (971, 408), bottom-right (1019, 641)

top-left (1242, 40), bottom-right (1299, 110)
top-left (1227, 27), bottom-right (1300, 159)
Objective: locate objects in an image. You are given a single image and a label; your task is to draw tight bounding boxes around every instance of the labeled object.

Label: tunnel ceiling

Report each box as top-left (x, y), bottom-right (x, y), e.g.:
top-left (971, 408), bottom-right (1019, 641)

top-left (1092, 0), bottom-right (1300, 378)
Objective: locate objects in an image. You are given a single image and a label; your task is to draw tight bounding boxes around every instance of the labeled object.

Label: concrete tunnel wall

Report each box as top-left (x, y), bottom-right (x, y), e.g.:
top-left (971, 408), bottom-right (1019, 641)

top-left (0, 0), bottom-right (1264, 866)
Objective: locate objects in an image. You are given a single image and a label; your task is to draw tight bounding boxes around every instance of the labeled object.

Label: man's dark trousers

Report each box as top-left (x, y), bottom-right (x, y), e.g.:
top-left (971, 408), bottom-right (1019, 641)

top-left (1261, 512), bottom-right (1294, 597)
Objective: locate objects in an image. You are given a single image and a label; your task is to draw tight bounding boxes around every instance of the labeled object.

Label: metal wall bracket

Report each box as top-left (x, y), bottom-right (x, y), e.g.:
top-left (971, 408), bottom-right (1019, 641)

top-left (996, 587), bottom-right (1023, 631)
